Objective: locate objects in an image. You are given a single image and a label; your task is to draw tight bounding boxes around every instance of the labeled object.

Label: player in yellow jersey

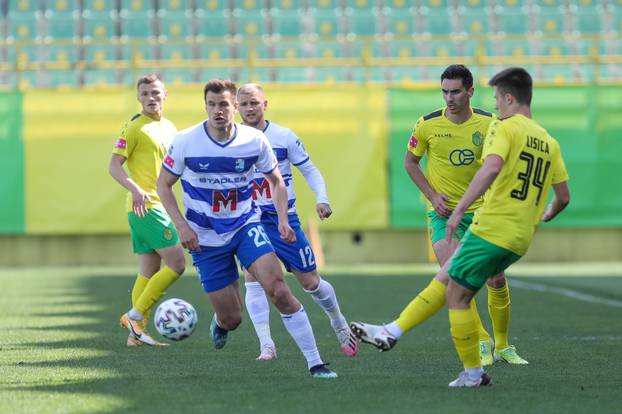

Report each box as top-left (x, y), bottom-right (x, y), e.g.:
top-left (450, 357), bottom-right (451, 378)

top-left (352, 65), bottom-right (526, 365)
top-left (443, 67), bottom-right (570, 387)
top-left (109, 74), bottom-right (186, 346)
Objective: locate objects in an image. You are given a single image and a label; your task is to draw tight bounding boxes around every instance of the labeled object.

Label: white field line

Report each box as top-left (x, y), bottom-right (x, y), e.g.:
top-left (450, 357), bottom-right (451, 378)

top-left (510, 279), bottom-right (622, 308)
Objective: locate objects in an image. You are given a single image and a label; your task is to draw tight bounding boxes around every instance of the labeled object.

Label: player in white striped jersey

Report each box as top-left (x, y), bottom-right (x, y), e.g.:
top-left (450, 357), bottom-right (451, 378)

top-left (157, 79), bottom-right (337, 378)
top-left (237, 83), bottom-right (357, 361)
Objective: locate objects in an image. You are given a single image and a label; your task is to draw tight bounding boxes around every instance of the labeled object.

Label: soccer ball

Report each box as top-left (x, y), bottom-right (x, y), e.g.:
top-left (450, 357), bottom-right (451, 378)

top-left (154, 298), bottom-right (198, 341)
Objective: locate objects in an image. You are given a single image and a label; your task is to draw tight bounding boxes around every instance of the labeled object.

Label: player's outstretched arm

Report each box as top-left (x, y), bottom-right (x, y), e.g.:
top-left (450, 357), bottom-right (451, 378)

top-left (108, 153), bottom-right (151, 217)
top-left (446, 154), bottom-right (504, 241)
top-left (404, 151), bottom-right (451, 217)
top-left (156, 169), bottom-right (200, 252)
top-left (542, 181), bottom-right (570, 222)
top-left (264, 167), bottom-right (296, 243)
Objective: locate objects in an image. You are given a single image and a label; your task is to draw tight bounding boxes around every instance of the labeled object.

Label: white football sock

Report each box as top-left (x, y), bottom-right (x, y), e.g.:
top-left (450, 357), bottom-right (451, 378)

top-left (385, 321), bottom-right (404, 339)
top-left (245, 282), bottom-right (274, 350)
top-left (281, 306), bottom-right (323, 369)
top-left (128, 308), bottom-right (143, 321)
top-left (305, 278), bottom-right (347, 330)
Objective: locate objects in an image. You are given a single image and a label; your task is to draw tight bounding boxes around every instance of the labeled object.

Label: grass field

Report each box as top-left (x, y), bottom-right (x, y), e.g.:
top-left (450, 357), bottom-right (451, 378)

top-left (2, 266), bottom-right (621, 414)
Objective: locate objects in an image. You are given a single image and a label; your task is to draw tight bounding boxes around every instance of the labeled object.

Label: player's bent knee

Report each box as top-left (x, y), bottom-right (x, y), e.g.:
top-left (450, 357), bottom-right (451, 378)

top-left (296, 271), bottom-right (320, 291)
top-left (487, 273), bottom-right (506, 288)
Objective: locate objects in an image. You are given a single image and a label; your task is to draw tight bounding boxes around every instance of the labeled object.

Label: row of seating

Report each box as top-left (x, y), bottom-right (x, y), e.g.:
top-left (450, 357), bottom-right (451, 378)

top-left (3, 0), bottom-right (618, 14)
top-left (5, 37), bottom-right (620, 65)
top-left (2, 4), bottom-right (620, 43)
top-left (2, 63), bottom-right (619, 89)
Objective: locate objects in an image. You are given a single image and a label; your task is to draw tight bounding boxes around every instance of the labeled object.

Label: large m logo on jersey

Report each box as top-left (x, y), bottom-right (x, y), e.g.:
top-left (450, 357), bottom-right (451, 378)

top-left (251, 179), bottom-right (271, 201)
top-left (213, 190), bottom-right (238, 212)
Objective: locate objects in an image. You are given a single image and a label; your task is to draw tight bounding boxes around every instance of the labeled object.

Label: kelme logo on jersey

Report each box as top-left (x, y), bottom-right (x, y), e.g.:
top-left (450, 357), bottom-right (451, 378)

top-left (472, 131), bottom-right (483, 146)
top-left (163, 228), bottom-right (173, 241)
top-left (235, 159), bottom-right (245, 172)
top-left (449, 149), bottom-right (475, 166)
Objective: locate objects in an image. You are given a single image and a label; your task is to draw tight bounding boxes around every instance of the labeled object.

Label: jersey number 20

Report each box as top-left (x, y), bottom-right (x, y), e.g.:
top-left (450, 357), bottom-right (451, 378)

top-left (511, 151), bottom-right (551, 206)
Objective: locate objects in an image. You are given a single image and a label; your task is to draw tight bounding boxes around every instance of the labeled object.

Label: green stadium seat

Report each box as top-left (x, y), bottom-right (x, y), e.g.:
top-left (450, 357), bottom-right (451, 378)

top-left (160, 42), bottom-right (195, 61)
top-left (45, 43), bottom-right (79, 65)
top-left (349, 66), bottom-right (387, 83)
top-left (383, 7), bottom-right (416, 37)
top-left (45, 11), bottom-right (80, 41)
top-left (345, 7), bottom-right (382, 38)
top-left (457, 7), bottom-right (491, 35)
top-left (159, 68), bottom-right (197, 85)
top-left (196, 42), bottom-right (233, 60)
top-left (234, 40), bottom-right (272, 60)
top-left (421, 0), bottom-right (448, 8)
top-left (461, 0), bottom-right (488, 9)
top-left (239, 67), bottom-right (272, 82)
top-left (10, 43), bottom-right (44, 66)
top-left (273, 40), bottom-right (311, 59)
top-left (308, 8), bottom-right (345, 38)
top-left (120, 42), bottom-right (158, 63)
top-left (540, 64), bottom-right (584, 83)
top-left (8, 0), bottom-right (42, 13)
top-left (83, 43), bottom-right (120, 62)
top-left (534, 5), bottom-right (571, 34)
top-left (197, 0), bottom-right (228, 12)
top-left (271, 0), bottom-right (304, 10)
top-left (195, 9), bottom-right (231, 38)
top-left (7, 11), bottom-right (44, 42)
top-left (572, 5), bottom-right (603, 33)
top-left (388, 66), bottom-right (426, 84)
top-left (120, 0), bottom-right (156, 13)
top-left (16, 70), bottom-right (44, 89)
top-left (45, 0), bottom-right (80, 13)
top-left (312, 67), bottom-right (349, 83)
top-left (605, 5), bottom-right (622, 33)
top-left (197, 67), bottom-right (234, 82)
top-left (492, 6), bottom-right (530, 34)
top-left (82, 11), bottom-right (119, 41)
top-left (232, 9), bottom-right (269, 38)
top-left (598, 64), bottom-right (621, 81)
top-left (233, 0), bottom-right (268, 10)
top-left (158, 0), bottom-right (193, 12)
top-left (536, 0), bottom-right (562, 6)
top-left (498, 0), bottom-right (529, 7)
top-left (308, 0), bottom-right (339, 9)
top-left (41, 70), bottom-right (80, 87)
top-left (344, 0), bottom-right (375, 9)
top-left (270, 9), bottom-right (306, 38)
top-left (485, 38), bottom-right (538, 58)
top-left (309, 40), bottom-right (346, 59)
top-left (119, 10), bottom-right (157, 39)
top-left (158, 11), bottom-right (195, 41)
top-left (539, 38), bottom-right (573, 58)
top-left (383, 0), bottom-right (411, 9)
top-left (83, 0), bottom-right (117, 13)
top-left (419, 7), bottom-right (457, 35)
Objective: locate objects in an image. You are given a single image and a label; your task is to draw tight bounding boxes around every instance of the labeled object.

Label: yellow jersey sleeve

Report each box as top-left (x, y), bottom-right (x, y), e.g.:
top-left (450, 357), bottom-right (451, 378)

top-left (112, 114), bottom-right (140, 158)
top-left (407, 116), bottom-right (427, 157)
top-left (551, 141), bottom-right (569, 184)
top-left (482, 119), bottom-right (511, 161)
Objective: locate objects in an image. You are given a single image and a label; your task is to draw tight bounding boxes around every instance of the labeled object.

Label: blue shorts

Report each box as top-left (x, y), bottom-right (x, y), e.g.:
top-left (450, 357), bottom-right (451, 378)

top-left (191, 222), bottom-right (275, 293)
top-left (261, 213), bottom-right (317, 273)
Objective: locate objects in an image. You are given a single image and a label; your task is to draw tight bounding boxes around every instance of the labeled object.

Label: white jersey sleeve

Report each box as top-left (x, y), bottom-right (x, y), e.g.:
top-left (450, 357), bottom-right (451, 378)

top-left (255, 132), bottom-right (278, 174)
top-left (162, 133), bottom-right (186, 176)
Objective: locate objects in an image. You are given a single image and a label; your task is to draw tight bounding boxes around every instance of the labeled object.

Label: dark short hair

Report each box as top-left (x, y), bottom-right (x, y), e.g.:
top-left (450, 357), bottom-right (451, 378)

top-left (441, 64), bottom-right (473, 90)
top-left (136, 74), bottom-right (163, 90)
top-left (203, 79), bottom-right (237, 102)
top-left (488, 67), bottom-right (533, 105)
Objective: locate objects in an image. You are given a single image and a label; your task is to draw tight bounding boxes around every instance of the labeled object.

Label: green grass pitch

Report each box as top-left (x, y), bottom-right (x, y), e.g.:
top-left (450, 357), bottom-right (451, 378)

top-left (1, 267), bottom-right (621, 414)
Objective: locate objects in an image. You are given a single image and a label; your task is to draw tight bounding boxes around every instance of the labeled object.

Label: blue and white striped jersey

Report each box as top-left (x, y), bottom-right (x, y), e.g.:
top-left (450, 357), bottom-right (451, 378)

top-left (163, 121), bottom-right (277, 247)
top-left (250, 121), bottom-right (311, 215)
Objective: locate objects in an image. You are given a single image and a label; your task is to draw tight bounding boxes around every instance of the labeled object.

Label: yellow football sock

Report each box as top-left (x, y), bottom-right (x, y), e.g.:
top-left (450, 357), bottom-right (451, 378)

top-left (449, 308), bottom-right (480, 369)
top-left (135, 266), bottom-right (181, 316)
top-left (396, 279), bottom-right (446, 333)
top-left (131, 274), bottom-right (151, 325)
top-left (488, 282), bottom-right (511, 350)
top-left (470, 297), bottom-right (491, 342)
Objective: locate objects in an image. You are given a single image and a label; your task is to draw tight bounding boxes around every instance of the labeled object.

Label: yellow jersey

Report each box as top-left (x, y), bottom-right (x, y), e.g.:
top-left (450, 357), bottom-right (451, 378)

top-left (407, 107), bottom-right (494, 212)
top-left (471, 114), bottom-right (569, 255)
top-left (112, 113), bottom-right (177, 212)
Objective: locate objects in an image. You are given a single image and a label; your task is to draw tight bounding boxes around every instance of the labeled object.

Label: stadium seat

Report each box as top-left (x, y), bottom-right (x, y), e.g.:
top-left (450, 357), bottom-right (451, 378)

top-left (344, 0), bottom-right (375, 9)
top-left (196, 41), bottom-right (233, 60)
top-left (120, 0), bottom-right (156, 13)
top-left (384, 0), bottom-right (411, 9)
top-left (571, 4), bottom-right (603, 33)
top-left (308, 0), bottom-right (339, 9)
top-left (383, 7), bottom-right (416, 37)
top-left (120, 42), bottom-right (158, 63)
top-left (40, 70), bottom-right (80, 88)
top-left (45, 0), bottom-right (81, 13)
top-left (198, 0), bottom-right (228, 11)
top-left (308, 40), bottom-right (346, 59)
top-left (196, 67), bottom-right (235, 82)
top-left (158, 0), bottom-right (193, 13)
top-left (498, 0), bottom-right (529, 7)
top-left (308, 8), bottom-right (346, 38)
top-left (344, 7), bottom-right (383, 38)
top-left (271, 0), bottom-right (304, 10)
top-left (604, 4), bottom-right (622, 33)
top-left (388, 66), bottom-right (427, 84)
top-left (419, 6), bottom-right (458, 35)
top-left (232, 0), bottom-right (268, 10)
top-left (534, 5), bottom-right (571, 34)
top-left (421, 0), bottom-right (448, 8)
top-left (158, 68), bottom-right (197, 85)
top-left (84, 43), bottom-right (120, 62)
top-left (270, 8), bottom-right (306, 38)
top-left (83, 69), bottom-right (122, 86)
top-left (491, 6), bottom-right (530, 34)
top-left (160, 42), bottom-right (195, 61)
top-left (45, 43), bottom-right (79, 66)
top-left (231, 8), bottom-right (269, 38)
top-left (8, 0), bottom-right (42, 13)
top-left (240, 66), bottom-right (272, 82)
top-left (272, 39), bottom-right (312, 58)
top-left (456, 7), bottom-right (491, 35)
top-left (386, 39), bottom-right (424, 58)
top-left (195, 9), bottom-right (231, 38)
top-left (45, 10), bottom-right (80, 42)
top-left (82, 11), bottom-right (119, 41)
top-left (461, 0), bottom-right (488, 9)
top-left (234, 39), bottom-right (272, 60)
top-left (119, 10), bottom-right (157, 40)
top-left (6, 10), bottom-right (45, 42)
top-left (273, 67), bottom-right (311, 83)
top-left (83, 0), bottom-right (117, 14)
top-left (158, 10), bottom-right (195, 41)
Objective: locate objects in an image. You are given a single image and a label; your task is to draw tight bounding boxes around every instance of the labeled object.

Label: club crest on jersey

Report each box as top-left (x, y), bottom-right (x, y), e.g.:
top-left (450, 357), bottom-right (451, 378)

top-left (409, 135), bottom-right (418, 148)
top-left (472, 131), bottom-right (483, 146)
top-left (235, 159), bottom-right (245, 172)
top-left (115, 138), bottom-right (126, 150)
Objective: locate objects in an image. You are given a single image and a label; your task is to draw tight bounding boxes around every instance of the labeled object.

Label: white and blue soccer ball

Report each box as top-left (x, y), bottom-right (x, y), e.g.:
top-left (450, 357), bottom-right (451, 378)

top-left (154, 298), bottom-right (198, 341)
